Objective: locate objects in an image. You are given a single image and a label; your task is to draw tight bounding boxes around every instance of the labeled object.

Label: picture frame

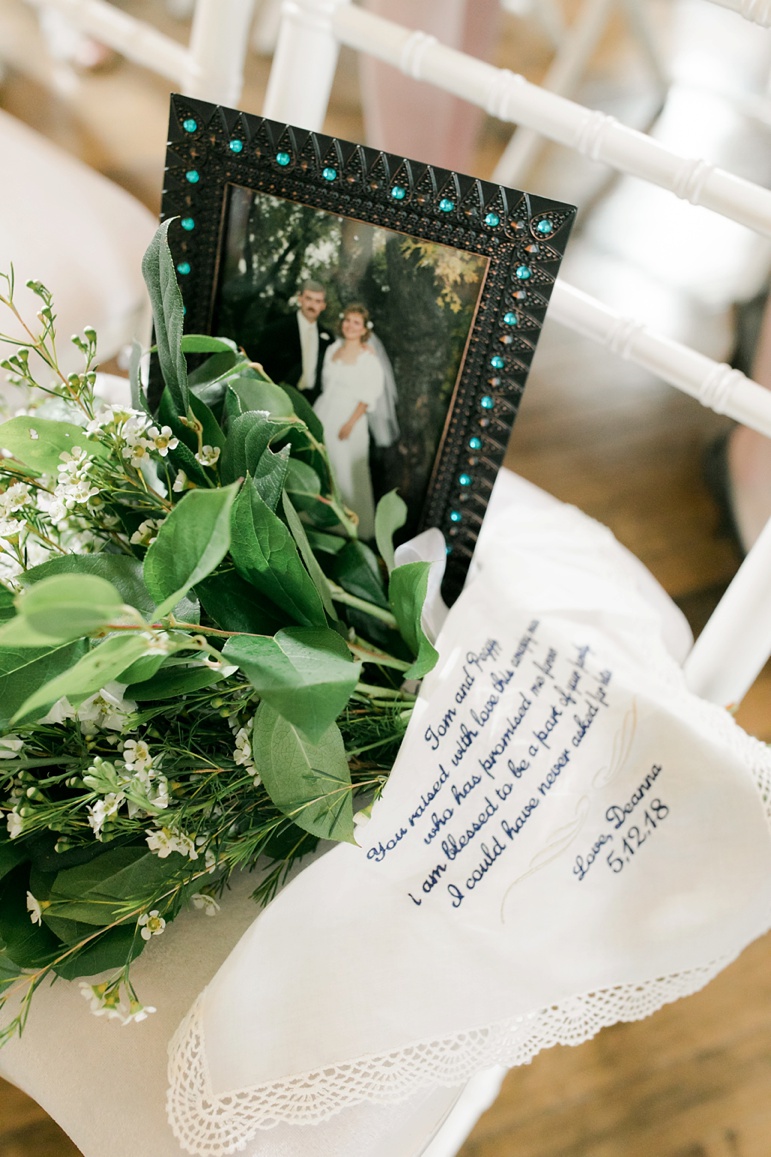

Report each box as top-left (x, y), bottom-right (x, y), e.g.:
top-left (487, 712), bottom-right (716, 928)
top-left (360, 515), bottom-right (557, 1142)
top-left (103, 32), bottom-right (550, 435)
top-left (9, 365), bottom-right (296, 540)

top-left (159, 94), bottom-right (576, 599)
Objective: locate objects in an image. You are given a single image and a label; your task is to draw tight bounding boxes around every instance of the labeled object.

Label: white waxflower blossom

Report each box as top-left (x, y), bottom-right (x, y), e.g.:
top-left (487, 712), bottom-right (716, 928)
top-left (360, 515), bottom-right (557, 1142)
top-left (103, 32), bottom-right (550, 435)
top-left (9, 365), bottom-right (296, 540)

top-left (0, 480), bottom-right (32, 516)
top-left (129, 518), bottom-right (163, 547)
top-left (87, 792), bottom-right (124, 839)
top-left (233, 727), bottom-right (252, 767)
top-left (172, 470), bottom-right (188, 493)
top-left (195, 444), bottom-right (220, 468)
top-left (79, 981), bottom-right (123, 1019)
top-left (0, 734), bottom-right (24, 758)
top-left (137, 910), bottom-right (166, 940)
top-left (6, 810), bottom-right (24, 839)
top-left (191, 893), bottom-right (220, 916)
top-left (40, 696), bottom-right (77, 725)
top-left (146, 825), bottom-right (198, 860)
top-left (149, 425), bottom-right (178, 456)
top-left (0, 517), bottom-right (25, 538)
top-left (76, 684), bottom-right (135, 735)
top-left (26, 891), bottom-right (43, 925)
top-left (122, 739), bottom-right (153, 774)
top-left (122, 999), bottom-right (157, 1025)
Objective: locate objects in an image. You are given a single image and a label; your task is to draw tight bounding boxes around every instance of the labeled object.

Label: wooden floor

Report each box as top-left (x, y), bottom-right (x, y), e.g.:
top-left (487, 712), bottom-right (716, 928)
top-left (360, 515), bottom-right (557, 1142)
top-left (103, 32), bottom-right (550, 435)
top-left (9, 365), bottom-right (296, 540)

top-left (0, 1), bottom-right (770, 1154)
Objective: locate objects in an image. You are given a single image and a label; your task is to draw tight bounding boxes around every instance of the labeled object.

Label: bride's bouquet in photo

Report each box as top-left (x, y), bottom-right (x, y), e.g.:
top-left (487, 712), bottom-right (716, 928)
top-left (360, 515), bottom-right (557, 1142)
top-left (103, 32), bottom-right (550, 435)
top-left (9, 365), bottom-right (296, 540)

top-left (0, 221), bottom-right (438, 1040)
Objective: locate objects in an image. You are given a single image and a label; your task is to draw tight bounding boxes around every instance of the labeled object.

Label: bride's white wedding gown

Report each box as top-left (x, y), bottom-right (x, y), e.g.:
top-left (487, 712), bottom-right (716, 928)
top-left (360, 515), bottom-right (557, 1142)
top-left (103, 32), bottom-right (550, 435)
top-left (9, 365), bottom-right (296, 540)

top-left (314, 342), bottom-right (384, 539)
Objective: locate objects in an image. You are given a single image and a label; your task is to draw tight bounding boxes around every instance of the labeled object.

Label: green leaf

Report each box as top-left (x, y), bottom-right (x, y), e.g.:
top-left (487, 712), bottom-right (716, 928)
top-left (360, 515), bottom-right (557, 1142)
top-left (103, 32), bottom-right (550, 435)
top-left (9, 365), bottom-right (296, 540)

top-left (0, 864), bottom-right (60, 967)
top-left (0, 837), bottom-right (26, 885)
top-left (143, 481), bottom-right (241, 617)
top-left (141, 219), bottom-right (189, 413)
top-left (48, 845), bottom-right (191, 925)
top-left (229, 483), bottom-right (326, 627)
top-left (226, 377), bottom-right (295, 418)
top-left (220, 408), bottom-right (292, 485)
top-left (0, 639), bottom-right (86, 729)
top-left (305, 528), bottom-right (347, 556)
top-left (280, 383), bottom-right (325, 441)
top-left (157, 388), bottom-right (210, 486)
top-left (14, 574), bottom-right (126, 640)
top-left (252, 446), bottom-right (290, 512)
top-left (181, 334), bottom-right (238, 355)
top-left (12, 633), bottom-right (150, 723)
top-left (53, 924), bottom-right (144, 981)
top-left (375, 490), bottom-right (407, 573)
top-left (0, 416), bottom-right (104, 477)
top-left (252, 704), bottom-right (354, 843)
top-left (389, 562), bottom-right (439, 680)
top-left (0, 588), bottom-right (15, 624)
top-left (223, 626), bottom-right (360, 743)
top-left (126, 663), bottom-right (225, 700)
top-left (188, 390), bottom-right (225, 450)
top-left (194, 570), bottom-right (285, 636)
top-left (331, 540), bottom-right (389, 610)
top-left (117, 652), bottom-right (166, 685)
top-left (281, 493), bottom-right (336, 620)
top-left (22, 554), bottom-right (199, 623)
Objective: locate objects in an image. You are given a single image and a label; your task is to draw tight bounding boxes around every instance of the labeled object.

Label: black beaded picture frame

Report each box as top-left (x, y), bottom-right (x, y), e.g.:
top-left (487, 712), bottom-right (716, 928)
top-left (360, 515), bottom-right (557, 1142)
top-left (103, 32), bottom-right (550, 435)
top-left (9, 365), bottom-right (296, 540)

top-left (160, 94), bottom-right (575, 599)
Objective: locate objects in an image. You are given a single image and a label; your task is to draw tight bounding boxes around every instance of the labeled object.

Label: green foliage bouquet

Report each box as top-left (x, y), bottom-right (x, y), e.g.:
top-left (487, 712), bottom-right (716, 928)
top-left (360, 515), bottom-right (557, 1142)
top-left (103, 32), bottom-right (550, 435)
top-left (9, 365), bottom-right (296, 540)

top-left (0, 223), bottom-right (439, 1039)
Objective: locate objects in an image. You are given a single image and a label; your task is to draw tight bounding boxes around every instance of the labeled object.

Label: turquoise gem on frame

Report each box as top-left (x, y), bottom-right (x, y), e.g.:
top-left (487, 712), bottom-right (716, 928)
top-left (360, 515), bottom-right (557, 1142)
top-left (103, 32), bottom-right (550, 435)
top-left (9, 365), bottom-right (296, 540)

top-left (181, 217), bottom-right (195, 231)
top-left (516, 265), bottom-right (532, 280)
top-left (391, 185), bottom-right (407, 200)
top-left (458, 473), bottom-right (472, 487)
top-left (490, 355), bottom-right (505, 370)
top-left (503, 312), bottom-right (517, 326)
top-left (182, 118), bottom-right (197, 133)
top-left (480, 395), bottom-right (494, 410)
top-left (439, 197), bottom-right (455, 212)
top-left (450, 510), bottom-right (462, 523)
top-left (468, 436), bottom-right (482, 450)
top-left (322, 166), bottom-right (337, 181)
top-left (537, 219), bottom-right (554, 235)
top-left (185, 169), bottom-right (200, 184)
top-left (229, 139), bottom-right (244, 153)
top-left (176, 261), bottom-right (191, 276)
top-left (276, 151), bottom-right (291, 166)
top-left (485, 211), bottom-right (500, 227)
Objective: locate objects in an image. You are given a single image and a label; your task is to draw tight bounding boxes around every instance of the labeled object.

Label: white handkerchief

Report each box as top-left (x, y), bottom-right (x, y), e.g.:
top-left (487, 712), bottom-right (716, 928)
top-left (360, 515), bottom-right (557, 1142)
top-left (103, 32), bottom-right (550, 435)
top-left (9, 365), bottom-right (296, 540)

top-left (168, 482), bottom-right (771, 1156)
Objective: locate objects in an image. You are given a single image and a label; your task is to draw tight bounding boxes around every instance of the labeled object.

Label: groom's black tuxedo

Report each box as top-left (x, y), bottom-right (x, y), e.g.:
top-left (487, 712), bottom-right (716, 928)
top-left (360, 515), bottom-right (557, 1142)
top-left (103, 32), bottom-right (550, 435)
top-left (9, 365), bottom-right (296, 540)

top-left (251, 312), bottom-right (334, 405)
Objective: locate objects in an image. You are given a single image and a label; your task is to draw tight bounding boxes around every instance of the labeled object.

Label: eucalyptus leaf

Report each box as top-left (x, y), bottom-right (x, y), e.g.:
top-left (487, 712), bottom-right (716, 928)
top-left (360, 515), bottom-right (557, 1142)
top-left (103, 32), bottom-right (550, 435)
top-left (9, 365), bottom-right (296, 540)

top-left (252, 446), bottom-right (290, 511)
top-left (22, 554), bottom-right (199, 623)
top-left (188, 390), bottom-right (225, 450)
top-left (0, 838), bottom-right (26, 885)
top-left (227, 377), bottom-right (295, 418)
top-left (141, 219), bottom-right (188, 413)
top-left (0, 416), bottom-right (104, 477)
top-left (304, 529), bottom-right (347, 556)
top-left (126, 663), bottom-right (225, 701)
top-left (53, 924), bottom-right (144, 980)
top-left (0, 639), bottom-right (86, 729)
top-left (15, 573), bottom-right (126, 640)
top-left (280, 383), bottom-right (325, 441)
top-left (0, 587), bottom-right (15, 624)
top-left (47, 845), bottom-right (192, 926)
top-left (252, 704), bottom-right (355, 843)
top-left (195, 570), bottom-right (285, 636)
top-left (229, 483), bottom-right (326, 627)
top-left (375, 490), bottom-right (407, 573)
top-left (181, 335), bottom-right (237, 355)
top-left (220, 410), bottom-right (289, 485)
top-left (0, 864), bottom-right (60, 967)
top-left (223, 626), bottom-right (359, 743)
top-left (281, 493), bottom-right (336, 620)
top-left (143, 481), bottom-right (240, 617)
top-left (12, 633), bottom-right (150, 723)
top-left (331, 540), bottom-right (389, 610)
top-left (389, 561), bottom-right (439, 680)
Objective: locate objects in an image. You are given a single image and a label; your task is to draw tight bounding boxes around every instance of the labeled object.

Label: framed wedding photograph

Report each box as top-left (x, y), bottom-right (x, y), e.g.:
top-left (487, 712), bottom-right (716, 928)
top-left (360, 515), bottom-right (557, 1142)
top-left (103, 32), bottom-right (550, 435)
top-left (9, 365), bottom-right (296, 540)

top-left (160, 95), bottom-right (575, 597)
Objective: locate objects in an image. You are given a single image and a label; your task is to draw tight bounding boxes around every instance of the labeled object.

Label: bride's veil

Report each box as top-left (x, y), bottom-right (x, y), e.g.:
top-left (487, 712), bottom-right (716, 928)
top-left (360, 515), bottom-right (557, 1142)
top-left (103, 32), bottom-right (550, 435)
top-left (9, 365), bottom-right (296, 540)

top-left (367, 331), bottom-right (400, 448)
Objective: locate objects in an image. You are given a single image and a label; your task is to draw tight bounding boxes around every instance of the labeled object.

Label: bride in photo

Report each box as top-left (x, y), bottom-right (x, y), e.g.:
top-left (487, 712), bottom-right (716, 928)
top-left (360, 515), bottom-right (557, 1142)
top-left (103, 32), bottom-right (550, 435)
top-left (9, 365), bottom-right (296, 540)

top-left (314, 303), bottom-right (386, 539)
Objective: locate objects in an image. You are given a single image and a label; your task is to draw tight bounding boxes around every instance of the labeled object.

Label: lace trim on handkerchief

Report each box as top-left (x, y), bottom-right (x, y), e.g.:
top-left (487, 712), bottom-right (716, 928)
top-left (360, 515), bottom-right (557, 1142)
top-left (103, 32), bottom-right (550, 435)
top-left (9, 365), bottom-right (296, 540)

top-left (166, 952), bottom-right (751, 1155)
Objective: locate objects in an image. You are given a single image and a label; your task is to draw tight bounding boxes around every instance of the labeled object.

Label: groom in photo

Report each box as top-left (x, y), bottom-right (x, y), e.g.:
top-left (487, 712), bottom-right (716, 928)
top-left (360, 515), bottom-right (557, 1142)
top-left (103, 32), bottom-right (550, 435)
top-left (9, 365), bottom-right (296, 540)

top-left (256, 280), bottom-right (333, 405)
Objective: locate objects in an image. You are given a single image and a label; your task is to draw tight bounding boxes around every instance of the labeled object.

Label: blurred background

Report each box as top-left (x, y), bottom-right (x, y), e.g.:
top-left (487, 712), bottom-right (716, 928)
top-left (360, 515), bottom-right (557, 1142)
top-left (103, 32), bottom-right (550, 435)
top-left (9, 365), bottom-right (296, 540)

top-left (0, 1), bottom-right (770, 1153)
